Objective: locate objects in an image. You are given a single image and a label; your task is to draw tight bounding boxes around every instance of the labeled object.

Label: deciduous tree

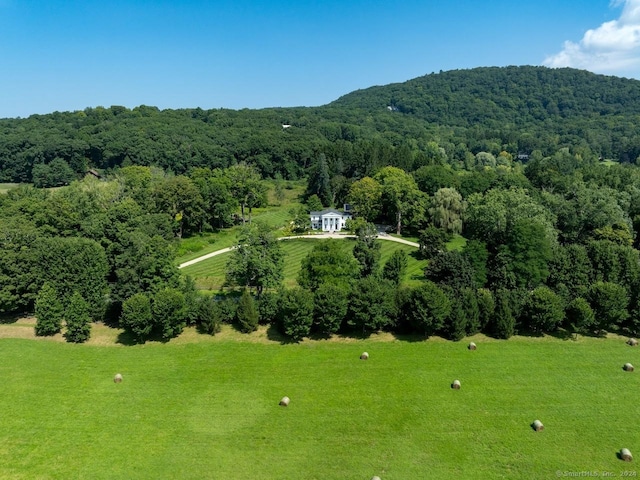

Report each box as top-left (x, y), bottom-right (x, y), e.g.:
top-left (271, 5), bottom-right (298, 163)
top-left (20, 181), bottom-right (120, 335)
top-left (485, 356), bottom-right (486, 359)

top-left (226, 222), bottom-right (284, 295)
top-left (429, 187), bottom-right (466, 234)
top-left (347, 277), bottom-right (396, 335)
top-left (405, 281), bottom-right (451, 337)
top-left (120, 293), bottom-right (153, 342)
top-left (278, 288), bottom-right (314, 341)
top-left (374, 166), bottom-right (424, 234)
top-left (520, 286), bottom-right (564, 334)
top-left (297, 240), bottom-right (359, 291)
top-left (347, 177), bottom-right (381, 222)
top-left (313, 283), bottom-right (348, 335)
top-left (152, 288), bottom-right (186, 340)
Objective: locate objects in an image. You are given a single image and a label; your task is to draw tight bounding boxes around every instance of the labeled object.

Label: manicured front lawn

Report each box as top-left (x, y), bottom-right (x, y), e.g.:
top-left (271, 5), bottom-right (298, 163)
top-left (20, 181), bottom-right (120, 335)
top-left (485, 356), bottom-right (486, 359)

top-left (181, 238), bottom-right (427, 291)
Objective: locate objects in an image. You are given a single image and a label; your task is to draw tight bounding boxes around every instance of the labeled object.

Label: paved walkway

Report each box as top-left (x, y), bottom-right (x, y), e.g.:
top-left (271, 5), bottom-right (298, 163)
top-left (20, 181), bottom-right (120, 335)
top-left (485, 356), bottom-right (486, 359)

top-left (178, 233), bottom-right (419, 269)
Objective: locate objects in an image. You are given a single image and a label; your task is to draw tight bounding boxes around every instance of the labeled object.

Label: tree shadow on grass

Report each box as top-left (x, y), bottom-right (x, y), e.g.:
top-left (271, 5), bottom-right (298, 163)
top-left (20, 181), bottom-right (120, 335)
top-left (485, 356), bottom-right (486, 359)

top-left (116, 330), bottom-right (139, 346)
top-left (0, 313), bottom-right (22, 324)
top-left (116, 329), bottom-right (172, 346)
top-left (265, 324), bottom-right (297, 344)
top-left (545, 329), bottom-right (578, 341)
top-left (391, 332), bottom-right (430, 343)
top-left (408, 250), bottom-right (423, 261)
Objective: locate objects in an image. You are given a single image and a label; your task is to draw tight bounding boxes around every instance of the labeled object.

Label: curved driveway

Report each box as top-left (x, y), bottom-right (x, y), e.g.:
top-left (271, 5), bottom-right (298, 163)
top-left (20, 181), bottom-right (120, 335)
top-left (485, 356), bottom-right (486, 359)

top-left (178, 233), bottom-right (419, 269)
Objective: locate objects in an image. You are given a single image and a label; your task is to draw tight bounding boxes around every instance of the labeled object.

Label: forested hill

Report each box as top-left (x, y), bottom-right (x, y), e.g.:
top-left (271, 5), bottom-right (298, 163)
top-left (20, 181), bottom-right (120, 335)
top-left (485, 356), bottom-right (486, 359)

top-left (330, 66), bottom-right (640, 126)
top-left (3, 65), bottom-right (640, 183)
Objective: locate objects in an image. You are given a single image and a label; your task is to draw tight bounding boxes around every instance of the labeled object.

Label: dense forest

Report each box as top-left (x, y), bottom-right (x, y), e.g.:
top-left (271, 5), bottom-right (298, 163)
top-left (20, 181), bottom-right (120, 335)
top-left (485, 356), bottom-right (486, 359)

top-left (3, 65), bottom-right (640, 343)
top-left (4, 66), bottom-right (640, 186)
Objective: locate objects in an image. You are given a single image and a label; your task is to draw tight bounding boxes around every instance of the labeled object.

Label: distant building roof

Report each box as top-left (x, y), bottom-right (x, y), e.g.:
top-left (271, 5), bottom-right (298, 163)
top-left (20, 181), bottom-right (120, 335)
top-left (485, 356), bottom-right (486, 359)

top-left (310, 209), bottom-right (351, 216)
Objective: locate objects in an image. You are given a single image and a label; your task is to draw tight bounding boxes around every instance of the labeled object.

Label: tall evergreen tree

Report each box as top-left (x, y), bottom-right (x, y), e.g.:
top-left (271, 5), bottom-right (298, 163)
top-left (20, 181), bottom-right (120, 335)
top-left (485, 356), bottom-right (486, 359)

top-left (64, 291), bottom-right (92, 343)
top-left (491, 289), bottom-right (515, 339)
top-left (352, 222), bottom-right (381, 277)
top-left (382, 249), bottom-right (408, 285)
top-left (34, 282), bottom-right (64, 336)
top-left (307, 154), bottom-right (332, 207)
top-left (446, 295), bottom-right (467, 341)
top-left (236, 289), bottom-right (259, 333)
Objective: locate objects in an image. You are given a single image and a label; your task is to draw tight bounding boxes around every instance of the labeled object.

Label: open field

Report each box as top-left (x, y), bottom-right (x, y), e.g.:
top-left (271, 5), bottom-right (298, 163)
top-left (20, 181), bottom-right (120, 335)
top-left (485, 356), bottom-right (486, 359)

top-left (181, 238), bottom-right (427, 291)
top-left (0, 324), bottom-right (638, 479)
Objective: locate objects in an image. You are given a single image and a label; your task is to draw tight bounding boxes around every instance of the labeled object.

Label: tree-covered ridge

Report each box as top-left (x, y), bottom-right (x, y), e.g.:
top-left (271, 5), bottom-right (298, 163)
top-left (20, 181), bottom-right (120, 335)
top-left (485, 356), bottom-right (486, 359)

top-left (4, 66), bottom-right (640, 184)
top-left (332, 66), bottom-right (640, 123)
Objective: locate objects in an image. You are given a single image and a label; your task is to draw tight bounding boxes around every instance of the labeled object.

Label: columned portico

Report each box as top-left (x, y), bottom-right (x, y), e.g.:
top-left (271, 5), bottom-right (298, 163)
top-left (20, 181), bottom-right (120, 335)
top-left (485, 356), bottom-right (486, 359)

top-left (310, 209), bottom-right (352, 232)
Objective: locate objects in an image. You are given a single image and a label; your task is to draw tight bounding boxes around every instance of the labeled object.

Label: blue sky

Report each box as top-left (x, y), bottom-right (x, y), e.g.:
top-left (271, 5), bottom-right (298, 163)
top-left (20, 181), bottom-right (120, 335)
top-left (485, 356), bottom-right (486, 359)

top-left (1, 0), bottom-right (638, 118)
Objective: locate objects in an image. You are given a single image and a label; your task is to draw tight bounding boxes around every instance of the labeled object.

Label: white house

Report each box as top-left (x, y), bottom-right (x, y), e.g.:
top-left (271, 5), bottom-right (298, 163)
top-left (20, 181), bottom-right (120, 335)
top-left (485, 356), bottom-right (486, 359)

top-left (310, 209), bottom-right (352, 232)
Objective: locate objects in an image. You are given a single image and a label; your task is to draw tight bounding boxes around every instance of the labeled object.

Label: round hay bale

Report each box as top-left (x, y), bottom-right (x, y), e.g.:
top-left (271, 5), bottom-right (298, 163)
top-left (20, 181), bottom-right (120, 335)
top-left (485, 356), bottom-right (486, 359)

top-left (279, 396), bottom-right (290, 407)
top-left (531, 420), bottom-right (544, 432)
top-left (360, 352), bottom-right (369, 360)
top-left (627, 338), bottom-right (638, 347)
top-left (620, 448), bottom-right (633, 462)
top-left (371, 477), bottom-right (382, 480)
top-left (468, 342), bottom-right (477, 350)
top-left (113, 373), bottom-right (123, 383)
top-left (623, 363), bottom-right (634, 372)
top-left (451, 380), bottom-right (461, 390)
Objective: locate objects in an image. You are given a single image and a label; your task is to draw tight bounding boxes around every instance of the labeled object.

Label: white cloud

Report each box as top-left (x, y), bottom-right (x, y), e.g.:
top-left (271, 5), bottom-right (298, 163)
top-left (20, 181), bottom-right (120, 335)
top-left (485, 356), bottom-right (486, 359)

top-left (544, 0), bottom-right (640, 73)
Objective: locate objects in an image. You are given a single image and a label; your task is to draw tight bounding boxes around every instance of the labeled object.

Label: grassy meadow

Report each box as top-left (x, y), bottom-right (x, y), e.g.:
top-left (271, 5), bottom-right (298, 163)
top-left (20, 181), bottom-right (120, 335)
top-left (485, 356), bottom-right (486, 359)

top-left (0, 324), bottom-right (638, 479)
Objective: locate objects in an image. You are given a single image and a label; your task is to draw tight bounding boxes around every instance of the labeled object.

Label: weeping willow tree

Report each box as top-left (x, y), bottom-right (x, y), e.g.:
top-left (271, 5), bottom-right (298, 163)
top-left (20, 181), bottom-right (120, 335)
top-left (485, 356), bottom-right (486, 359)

top-left (429, 187), bottom-right (466, 234)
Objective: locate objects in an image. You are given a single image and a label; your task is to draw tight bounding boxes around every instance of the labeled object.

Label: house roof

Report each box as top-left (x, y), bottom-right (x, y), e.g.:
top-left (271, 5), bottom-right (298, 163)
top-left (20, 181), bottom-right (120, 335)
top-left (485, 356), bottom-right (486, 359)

top-left (310, 209), bottom-right (351, 216)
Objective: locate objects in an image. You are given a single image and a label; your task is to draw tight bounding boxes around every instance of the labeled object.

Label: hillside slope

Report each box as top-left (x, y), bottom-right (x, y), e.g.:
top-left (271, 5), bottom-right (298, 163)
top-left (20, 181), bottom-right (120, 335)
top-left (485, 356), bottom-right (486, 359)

top-left (3, 66), bottom-right (640, 182)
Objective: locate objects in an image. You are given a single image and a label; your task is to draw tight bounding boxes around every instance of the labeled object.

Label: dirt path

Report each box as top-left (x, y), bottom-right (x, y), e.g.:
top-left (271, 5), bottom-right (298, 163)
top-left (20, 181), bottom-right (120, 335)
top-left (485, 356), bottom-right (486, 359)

top-left (178, 233), bottom-right (419, 269)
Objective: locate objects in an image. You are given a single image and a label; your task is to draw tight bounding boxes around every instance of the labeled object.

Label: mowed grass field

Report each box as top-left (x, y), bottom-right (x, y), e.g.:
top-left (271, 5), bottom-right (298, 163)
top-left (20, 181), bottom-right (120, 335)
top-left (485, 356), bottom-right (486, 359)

top-left (0, 331), bottom-right (638, 479)
top-left (181, 238), bottom-right (427, 290)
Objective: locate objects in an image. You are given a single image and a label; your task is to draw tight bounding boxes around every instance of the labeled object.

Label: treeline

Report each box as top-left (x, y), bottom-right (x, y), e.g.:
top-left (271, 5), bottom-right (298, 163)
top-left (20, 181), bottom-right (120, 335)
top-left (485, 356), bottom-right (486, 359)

top-left (0, 163), bottom-right (275, 342)
top-left (4, 145), bottom-right (640, 342)
top-left (5, 67), bottom-right (640, 187)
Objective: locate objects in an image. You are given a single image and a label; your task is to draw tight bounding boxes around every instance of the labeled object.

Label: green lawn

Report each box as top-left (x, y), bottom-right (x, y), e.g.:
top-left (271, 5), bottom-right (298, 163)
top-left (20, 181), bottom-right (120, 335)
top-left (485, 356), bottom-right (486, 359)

top-left (181, 238), bottom-right (427, 291)
top-left (0, 333), bottom-right (638, 479)
top-left (0, 183), bottom-right (21, 194)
